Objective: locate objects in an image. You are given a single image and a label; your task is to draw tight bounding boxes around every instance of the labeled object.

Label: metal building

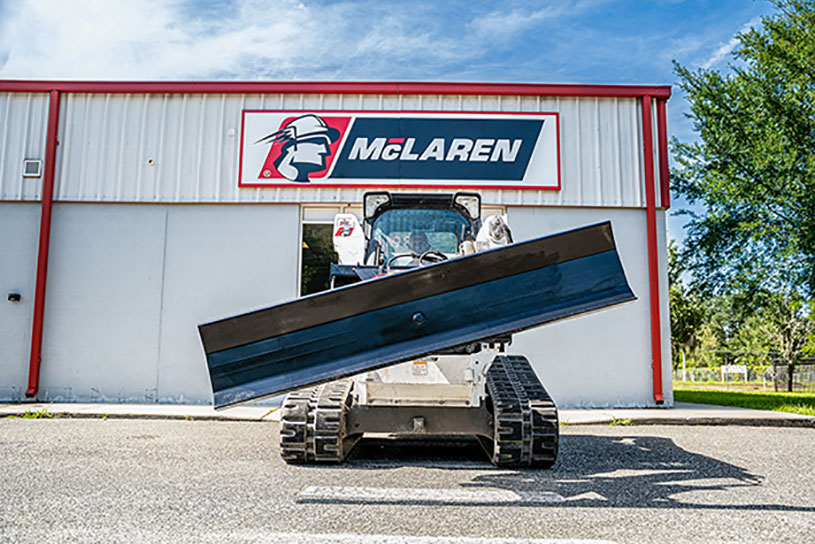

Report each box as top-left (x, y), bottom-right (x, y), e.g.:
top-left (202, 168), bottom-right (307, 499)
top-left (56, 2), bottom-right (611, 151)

top-left (0, 80), bottom-right (672, 408)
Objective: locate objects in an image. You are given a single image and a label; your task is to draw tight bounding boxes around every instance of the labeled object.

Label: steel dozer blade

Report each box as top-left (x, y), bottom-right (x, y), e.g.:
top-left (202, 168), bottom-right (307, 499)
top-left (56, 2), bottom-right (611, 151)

top-left (200, 221), bottom-right (635, 409)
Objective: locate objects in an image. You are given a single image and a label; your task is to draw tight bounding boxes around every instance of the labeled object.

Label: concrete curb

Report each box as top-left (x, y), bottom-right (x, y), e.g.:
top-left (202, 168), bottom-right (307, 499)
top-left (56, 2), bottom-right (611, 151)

top-left (559, 402), bottom-right (815, 428)
top-left (560, 416), bottom-right (815, 428)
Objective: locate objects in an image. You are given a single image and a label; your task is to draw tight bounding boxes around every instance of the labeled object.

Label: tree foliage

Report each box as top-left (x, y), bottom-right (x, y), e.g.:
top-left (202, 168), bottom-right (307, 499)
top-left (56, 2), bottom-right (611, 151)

top-left (672, 0), bottom-right (815, 296)
top-left (758, 291), bottom-right (815, 390)
top-left (668, 240), bottom-right (705, 368)
top-left (759, 292), bottom-right (815, 362)
top-left (673, 289), bottom-right (814, 373)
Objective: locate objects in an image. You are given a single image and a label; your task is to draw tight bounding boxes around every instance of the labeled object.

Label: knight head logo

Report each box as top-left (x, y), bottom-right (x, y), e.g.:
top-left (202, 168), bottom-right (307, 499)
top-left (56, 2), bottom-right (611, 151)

top-left (256, 114), bottom-right (341, 182)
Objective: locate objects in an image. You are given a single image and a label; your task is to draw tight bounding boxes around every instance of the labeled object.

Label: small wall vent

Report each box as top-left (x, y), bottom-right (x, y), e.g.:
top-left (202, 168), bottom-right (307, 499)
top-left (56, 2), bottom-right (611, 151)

top-left (23, 159), bottom-right (43, 178)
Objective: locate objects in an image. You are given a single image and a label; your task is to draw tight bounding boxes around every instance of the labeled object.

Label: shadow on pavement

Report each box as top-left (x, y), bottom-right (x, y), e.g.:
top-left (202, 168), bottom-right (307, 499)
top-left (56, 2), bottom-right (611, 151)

top-left (346, 436), bottom-right (491, 467)
top-left (299, 434), bottom-right (814, 511)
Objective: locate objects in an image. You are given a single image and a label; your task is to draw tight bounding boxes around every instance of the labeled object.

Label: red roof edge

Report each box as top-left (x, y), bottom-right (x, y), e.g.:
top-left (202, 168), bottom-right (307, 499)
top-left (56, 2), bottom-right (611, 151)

top-left (0, 80), bottom-right (671, 99)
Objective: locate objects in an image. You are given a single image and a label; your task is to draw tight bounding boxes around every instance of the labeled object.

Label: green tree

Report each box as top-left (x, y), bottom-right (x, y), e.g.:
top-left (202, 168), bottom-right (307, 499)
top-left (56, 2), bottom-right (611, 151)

top-left (668, 240), bottom-right (705, 369)
top-left (759, 291), bottom-right (815, 390)
top-left (693, 322), bottom-right (724, 368)
top-left (301, 225), bottom-right (338, 296)
top-left (727, 315), bottom-right (774, 366)
top-left (672, 0), bottom-right (815, 296)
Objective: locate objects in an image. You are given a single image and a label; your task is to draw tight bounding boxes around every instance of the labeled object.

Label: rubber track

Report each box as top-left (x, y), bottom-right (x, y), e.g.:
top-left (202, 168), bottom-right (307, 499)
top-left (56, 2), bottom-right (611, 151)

top-left (486, 355), bottom-right (558, 468)
top-left (279, 379), bottom-right (353, 464)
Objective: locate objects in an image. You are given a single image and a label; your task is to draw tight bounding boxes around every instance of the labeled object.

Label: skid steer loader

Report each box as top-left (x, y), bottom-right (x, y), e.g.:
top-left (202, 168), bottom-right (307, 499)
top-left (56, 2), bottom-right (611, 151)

top-left (199, 191), bottom-right (636, 468)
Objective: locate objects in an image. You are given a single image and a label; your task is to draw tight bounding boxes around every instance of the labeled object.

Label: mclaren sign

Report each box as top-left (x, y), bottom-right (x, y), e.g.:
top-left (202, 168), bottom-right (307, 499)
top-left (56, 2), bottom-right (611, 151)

top-left (239, 111), bottom-right (561, 190)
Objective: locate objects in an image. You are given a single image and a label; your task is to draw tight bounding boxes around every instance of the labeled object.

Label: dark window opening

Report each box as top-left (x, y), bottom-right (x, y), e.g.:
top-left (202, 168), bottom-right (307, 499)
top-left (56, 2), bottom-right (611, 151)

top-left (301, 223), bottom-right (337, 296)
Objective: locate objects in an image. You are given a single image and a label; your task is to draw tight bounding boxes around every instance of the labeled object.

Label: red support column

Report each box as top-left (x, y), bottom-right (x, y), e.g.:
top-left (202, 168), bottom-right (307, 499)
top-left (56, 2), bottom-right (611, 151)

top-left (656, 99), bottom-right (670, 209)
top-left (26, 89), bottom-right (61, 398)
top-left (641, 95), bottom-right (665, 405)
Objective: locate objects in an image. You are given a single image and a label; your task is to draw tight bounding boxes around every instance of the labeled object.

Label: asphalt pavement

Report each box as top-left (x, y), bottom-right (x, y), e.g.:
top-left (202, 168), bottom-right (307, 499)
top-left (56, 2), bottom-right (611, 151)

top-left (1, 416), bottom-right (813, 543)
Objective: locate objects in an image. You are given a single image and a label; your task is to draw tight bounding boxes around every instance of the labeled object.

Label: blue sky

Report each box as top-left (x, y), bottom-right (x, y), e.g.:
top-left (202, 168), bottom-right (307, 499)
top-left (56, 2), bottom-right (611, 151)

top-left (0, 0), bottom-right (775, 241)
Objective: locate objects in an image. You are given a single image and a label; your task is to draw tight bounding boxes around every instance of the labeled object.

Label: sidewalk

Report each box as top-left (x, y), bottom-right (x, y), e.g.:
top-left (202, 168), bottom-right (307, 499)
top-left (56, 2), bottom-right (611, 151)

top-left (1, 401), bottom-right (813, 427)
top-left (0, 402), bottom-right (278, 422)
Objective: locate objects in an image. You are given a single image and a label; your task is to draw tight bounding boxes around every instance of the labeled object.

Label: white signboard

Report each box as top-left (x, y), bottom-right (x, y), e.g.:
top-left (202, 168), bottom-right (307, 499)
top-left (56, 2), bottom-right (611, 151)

top-left (239, 110), bottom-right (561, 190)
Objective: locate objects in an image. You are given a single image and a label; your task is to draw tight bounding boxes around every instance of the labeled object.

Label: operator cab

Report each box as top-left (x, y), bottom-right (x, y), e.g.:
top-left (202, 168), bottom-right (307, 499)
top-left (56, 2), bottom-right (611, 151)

top-left (330, 191), bottom-right (513, 287)
top-left (363, 192), bottom-right (481, 269)
top-left (329, 192), bottom-right (484, 287)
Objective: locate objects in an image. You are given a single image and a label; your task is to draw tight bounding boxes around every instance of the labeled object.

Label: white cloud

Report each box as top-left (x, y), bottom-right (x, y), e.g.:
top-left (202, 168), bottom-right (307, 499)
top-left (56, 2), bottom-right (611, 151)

top-left (468, 6), bottom-right (565, 40)
top-left (0, 0), bottom-right (599, 81)
top-left (701, 35), bottom-right (740, 69)
top-left (700, 15), bottom-right (762, 69)
top-left (0, 0), bottom-right (482, 80)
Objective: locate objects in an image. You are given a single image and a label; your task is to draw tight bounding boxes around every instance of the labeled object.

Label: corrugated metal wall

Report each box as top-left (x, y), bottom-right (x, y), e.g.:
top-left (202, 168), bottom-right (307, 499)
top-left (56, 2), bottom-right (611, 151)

top-left (1, 91), bottom-right (663, 207)
top-left (0, 93), bottom-right (49, 201)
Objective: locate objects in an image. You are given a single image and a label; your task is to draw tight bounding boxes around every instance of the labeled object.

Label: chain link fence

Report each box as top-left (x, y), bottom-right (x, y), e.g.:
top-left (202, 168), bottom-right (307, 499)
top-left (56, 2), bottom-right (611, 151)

top-left (674, 351), bottom-right (815, 392)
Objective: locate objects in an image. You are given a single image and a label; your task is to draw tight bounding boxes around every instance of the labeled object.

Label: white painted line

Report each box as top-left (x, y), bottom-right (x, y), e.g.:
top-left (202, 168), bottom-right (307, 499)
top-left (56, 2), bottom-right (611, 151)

top-left (565, 491), bottom-right (608, 502)
top-left (299, 486), bottom-right (564, 504)
top-left (588, 469), bottom-right (693, 479)
top-left (226, 533), bottom-right (616, 544)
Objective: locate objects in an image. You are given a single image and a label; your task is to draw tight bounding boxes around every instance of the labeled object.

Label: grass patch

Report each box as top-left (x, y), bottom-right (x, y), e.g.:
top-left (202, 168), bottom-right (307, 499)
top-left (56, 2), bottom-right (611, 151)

top-left (674, 380), bottom-right (758, 387)
top-left (6, 408), bottom-right (61, 419)
top-left (675, 389), bottom-right (815, 417)
top-left (609, 418), bottom-right (634, 426)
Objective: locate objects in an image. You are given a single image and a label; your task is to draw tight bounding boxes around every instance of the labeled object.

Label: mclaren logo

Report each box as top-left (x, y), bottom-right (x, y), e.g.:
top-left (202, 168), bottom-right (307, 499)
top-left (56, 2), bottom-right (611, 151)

top-left (256, 114), bottom-right (342, 182)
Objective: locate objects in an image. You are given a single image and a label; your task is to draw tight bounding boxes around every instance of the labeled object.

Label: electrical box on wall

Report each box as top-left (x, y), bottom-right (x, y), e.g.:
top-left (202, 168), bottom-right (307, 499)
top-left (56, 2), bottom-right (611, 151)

top-left (23, 159), bottom-right (42, 178)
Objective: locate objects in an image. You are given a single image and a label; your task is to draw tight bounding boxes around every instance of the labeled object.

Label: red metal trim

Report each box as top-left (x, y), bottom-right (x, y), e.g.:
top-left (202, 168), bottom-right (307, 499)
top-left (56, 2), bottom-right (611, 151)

top-left (554, 111), bottom-right (562, 192)
top-left (239, 108), bottom-right (559, 114)
top-left (641, 96), bottom-right (664, 405)
top-left (10, 83), bottom-right (671, 402)
top-left (238, 109), bottom-right (247, 189)
top-left (26, 90), bottom-right (61, 398)
top-left (656, 99), bottom-right (670, 209)
top-left (0, 80), bottom-right (671, 99)
top-left (238, 109), bottom-right (562, 191)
